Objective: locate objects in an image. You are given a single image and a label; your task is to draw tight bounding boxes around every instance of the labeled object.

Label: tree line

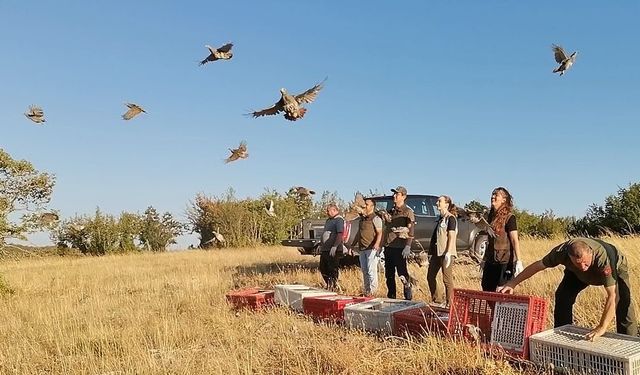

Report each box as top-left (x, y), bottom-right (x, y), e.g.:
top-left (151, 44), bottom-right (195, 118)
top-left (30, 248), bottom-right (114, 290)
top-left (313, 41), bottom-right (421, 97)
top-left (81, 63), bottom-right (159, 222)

top-left (1, 148), bottom-right (639, 253)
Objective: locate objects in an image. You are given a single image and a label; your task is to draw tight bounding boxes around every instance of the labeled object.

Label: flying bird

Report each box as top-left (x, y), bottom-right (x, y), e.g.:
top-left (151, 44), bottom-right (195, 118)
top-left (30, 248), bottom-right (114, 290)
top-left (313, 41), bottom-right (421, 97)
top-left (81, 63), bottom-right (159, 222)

top-left (122, 103), bottom-right (146, 120)
top-left (225, 141), bottom-right (248, 164)
top-left (265, 200), bottom-right (276, 217)
top-left (203, 230), bottom-right (226, 247)
top-left (291, 186), bottom-right (315, 197)
top-left (345, 192), bottom-right (367, 220)
top-left (250, 78), bottom-right (326, 121)
top-left (70, 223), bottom-right (85, 232)
top-left (200, 43), bottom-right (233, 65)
top-left (352, 192), bottom-right (366, 214)
top-left (552, 44), bottom-right (578, 76)
top-left (24, 105), bottom-right (46, 124)
top-left (40, 212), bottom-right (59, 226)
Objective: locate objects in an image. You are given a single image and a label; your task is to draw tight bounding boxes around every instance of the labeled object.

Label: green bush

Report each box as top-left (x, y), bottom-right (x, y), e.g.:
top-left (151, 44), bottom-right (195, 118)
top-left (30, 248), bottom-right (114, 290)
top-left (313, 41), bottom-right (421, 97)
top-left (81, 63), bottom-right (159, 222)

top-left (52, 207), bottom-right (184, 254)
top-left (187, 188), bottom-right (319, 248)
top-left (571, 182), bottom-right (640, 236)
top-left (139, 207), bottom-right (185, 251)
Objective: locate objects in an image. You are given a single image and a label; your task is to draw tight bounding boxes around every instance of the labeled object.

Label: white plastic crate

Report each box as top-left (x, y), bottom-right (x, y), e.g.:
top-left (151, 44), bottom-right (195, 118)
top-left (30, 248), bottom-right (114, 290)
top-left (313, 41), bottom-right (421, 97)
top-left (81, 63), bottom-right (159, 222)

top-left (529, 324), bottom-right (640, 375)
top-left (273, 284), bottom-right (336, 312)
top-left (490, 301), bottom-right (529, 352)
top-left (344, 298), bottom-right (426, 335)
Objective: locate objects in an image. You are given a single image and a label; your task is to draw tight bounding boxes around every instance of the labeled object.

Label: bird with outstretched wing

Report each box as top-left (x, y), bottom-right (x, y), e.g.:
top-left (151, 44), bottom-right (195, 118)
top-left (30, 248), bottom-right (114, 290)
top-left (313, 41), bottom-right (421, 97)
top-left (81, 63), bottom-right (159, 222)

top-left (225, 141), bottom-right (248, 164)
top-left (122, 103), bottom-right (146, 120)
top-left (250, 78), bottom-right (326, 121)
top-left (200, 43), bottom-right (234, 65)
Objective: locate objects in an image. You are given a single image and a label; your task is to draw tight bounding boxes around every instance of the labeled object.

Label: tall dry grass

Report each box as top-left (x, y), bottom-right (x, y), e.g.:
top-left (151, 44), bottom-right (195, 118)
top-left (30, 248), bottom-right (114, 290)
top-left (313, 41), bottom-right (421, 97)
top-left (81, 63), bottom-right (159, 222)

top-left (0, 236), bottom-right (638, 374)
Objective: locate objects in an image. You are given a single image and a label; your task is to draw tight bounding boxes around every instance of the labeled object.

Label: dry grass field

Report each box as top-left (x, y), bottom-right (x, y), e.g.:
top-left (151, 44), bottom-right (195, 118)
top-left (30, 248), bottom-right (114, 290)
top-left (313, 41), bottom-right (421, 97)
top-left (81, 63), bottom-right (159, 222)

top-left (1, 236), bottom-right (638, 374)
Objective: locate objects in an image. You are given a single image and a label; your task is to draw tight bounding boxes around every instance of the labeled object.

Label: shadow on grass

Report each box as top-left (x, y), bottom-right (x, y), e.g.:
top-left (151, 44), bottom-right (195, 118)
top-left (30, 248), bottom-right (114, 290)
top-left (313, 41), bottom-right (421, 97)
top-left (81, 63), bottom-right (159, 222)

top-left (233, 261), bottom-right (320, 277)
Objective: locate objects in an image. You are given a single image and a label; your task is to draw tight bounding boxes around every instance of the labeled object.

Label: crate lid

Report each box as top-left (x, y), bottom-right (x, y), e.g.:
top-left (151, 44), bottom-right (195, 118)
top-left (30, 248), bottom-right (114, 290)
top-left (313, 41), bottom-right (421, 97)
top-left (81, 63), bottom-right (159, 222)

top-left (530, 324), bottom-right (640, 358)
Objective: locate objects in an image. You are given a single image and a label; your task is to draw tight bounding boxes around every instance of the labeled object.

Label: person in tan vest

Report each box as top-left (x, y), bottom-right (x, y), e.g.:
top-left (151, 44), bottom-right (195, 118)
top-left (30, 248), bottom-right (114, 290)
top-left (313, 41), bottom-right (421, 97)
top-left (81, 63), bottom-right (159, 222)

top-left (480, 187), bottom-right (524, 291)
top-left (427, 195), bottom-right (458, 307)
top-left (381, 186), bottom-right (415, 300)
top-left (352, 198), bottom-right (384, 296)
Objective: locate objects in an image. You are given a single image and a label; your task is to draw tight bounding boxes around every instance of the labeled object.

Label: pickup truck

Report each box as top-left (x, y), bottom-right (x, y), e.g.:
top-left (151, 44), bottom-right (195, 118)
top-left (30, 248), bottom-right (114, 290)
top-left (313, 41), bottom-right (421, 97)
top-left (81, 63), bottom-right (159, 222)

top-left (281, 194), bottom-right (489, 265)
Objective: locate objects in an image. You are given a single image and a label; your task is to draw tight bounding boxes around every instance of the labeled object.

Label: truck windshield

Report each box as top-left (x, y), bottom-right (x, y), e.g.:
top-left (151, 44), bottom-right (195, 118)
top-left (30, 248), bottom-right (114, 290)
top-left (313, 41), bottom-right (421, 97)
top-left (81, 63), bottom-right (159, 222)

top-left (373, 196), bottom-right (439, 217)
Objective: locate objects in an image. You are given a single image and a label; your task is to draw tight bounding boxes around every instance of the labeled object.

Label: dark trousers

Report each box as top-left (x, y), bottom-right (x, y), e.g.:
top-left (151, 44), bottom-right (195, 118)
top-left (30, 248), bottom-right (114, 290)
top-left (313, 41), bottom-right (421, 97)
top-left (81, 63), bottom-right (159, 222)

top-left (319, 251), bottom-right (339, 290)
top-left (427, 254), bottom-right (454, 305)
top-left (481, 261), bottom-right (513, 292)
top-left (384, 247), bottom-right (412, 300)
top-left (555, 269), bottom-right (638, 336)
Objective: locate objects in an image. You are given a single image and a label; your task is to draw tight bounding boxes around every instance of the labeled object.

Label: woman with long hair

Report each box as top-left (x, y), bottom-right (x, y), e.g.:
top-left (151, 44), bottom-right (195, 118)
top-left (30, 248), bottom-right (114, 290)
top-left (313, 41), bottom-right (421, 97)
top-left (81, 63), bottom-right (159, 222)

top-left (427, 195), bottom-right (458, 306)
top-left (480, 187), bottom-right (523, 291)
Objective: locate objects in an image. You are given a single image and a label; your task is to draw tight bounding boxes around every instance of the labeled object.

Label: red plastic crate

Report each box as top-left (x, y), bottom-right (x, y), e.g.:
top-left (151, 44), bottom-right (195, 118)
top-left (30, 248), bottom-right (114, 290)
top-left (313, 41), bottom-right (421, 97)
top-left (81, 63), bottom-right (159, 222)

top-left (392, 304), bottom-right (450, 337)
top-left (303, 295), bottom-right (373, 322)
top-left (447, 288), bottom-right (548, 359)
top-left (225, 287), bottom-right (275, 310)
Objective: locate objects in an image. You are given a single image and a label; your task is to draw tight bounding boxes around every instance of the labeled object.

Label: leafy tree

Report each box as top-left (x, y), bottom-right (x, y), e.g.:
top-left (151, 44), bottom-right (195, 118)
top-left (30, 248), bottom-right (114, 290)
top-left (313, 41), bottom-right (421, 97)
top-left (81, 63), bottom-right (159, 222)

top-left (118, 212), bottom-right (142, 252)
top-left (464, 200), bottom-right (488, 213)
top-left (0, 148), bottom-right (55, 247)
top-left (311, 190), bottom-right (347, 218)
top-left (571, 183), bottom-right (640, 236)
top-left (52, 209), bottom-right (143, 254)
top-left (139, 206), bottom-right (185, 251)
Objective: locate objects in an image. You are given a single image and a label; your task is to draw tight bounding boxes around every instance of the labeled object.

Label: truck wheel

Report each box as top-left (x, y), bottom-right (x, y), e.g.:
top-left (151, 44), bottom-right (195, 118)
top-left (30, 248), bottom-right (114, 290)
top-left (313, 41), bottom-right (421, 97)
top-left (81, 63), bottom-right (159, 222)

top-left (472, 234), bottom-right (488, 263)
top-left (339, 255), bottom-right (360, 268)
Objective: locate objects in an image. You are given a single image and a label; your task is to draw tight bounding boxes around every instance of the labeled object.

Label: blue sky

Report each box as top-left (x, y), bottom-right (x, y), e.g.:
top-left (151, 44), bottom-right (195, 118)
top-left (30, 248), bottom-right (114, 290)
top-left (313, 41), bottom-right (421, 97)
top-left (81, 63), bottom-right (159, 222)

top-left (2, 1), bottom-right (639, 247)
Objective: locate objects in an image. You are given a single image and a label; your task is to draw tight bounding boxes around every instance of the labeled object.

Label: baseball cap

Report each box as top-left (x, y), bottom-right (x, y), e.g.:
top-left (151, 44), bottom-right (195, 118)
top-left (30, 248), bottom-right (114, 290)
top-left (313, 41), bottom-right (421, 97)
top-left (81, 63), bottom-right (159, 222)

top-left (391, 186), bottom-right (408, 195)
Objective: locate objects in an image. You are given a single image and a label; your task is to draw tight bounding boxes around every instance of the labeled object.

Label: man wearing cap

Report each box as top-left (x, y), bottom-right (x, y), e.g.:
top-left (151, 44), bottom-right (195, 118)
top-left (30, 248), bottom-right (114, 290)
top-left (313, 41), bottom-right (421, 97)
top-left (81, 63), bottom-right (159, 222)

top-left (381, 186), bottom-right (416, 300)
top-left (498, 237), bottom-right (637, 340)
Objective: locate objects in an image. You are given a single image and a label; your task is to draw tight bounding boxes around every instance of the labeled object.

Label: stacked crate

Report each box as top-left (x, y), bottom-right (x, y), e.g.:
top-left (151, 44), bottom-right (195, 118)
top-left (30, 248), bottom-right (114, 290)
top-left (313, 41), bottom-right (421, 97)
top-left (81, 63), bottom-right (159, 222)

top-left (274, 284), bottom-right (336, 312)
top-left (344, 298), bottom-right (426, 335)
top-left (529, 325), bottom-right (640, 375)
top-left (392, 303), bottom-right (450, 337)
top-left (303, 295), bottom-right (373, 322)
top-left (225, 287), bottom-right (275, 310)
top-left (447, 289), bottom-right (548, 359)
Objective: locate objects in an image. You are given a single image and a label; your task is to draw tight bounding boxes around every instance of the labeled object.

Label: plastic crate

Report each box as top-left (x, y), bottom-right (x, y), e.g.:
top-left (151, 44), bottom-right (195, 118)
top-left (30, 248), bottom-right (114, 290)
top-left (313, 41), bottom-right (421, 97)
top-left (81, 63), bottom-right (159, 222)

top-left (530, 325), bottom-right (640, 375)
top-left (274, 284), bottom-right (336, 312)
top-left (225, 287), bottom-right (275, 310)
top-left (302, 295), bottom-right (372, 322)
top-left (447, 288), bottom-right (548, 359)
top-left (344, 298), bottom-right (426, 335)
top-left (392, 303), bottom-right (450, 337)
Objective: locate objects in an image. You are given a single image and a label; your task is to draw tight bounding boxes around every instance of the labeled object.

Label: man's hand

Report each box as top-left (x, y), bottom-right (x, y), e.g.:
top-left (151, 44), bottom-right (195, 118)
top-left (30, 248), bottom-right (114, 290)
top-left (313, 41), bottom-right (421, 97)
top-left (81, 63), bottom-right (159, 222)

top-left (443, 253), bottom-right (453, 268)
top-left (402, 245), bottom-right (411, 259)
top-left (496, 282), bottom-right (515, 294)
top-left (329, 246), bottom-right (337, 257)
top-left (585, 325), bottom-right (607, 341)
top-left (514, 260), bottom-right (524, 276)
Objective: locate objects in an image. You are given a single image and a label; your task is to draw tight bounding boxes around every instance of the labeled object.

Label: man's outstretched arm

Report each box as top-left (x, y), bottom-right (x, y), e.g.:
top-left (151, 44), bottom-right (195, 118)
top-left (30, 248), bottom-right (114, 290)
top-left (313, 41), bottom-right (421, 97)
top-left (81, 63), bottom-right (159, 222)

top-left (497, 260), bottom-right (547, 293)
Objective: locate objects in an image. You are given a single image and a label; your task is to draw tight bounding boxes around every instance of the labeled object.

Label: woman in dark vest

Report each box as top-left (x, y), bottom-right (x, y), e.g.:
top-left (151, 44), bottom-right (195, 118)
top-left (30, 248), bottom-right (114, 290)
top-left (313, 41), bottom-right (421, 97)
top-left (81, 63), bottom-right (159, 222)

top-left (427, 195), bottom-right (458, 306)
top-left (480, 187), bottom-right (524, 291)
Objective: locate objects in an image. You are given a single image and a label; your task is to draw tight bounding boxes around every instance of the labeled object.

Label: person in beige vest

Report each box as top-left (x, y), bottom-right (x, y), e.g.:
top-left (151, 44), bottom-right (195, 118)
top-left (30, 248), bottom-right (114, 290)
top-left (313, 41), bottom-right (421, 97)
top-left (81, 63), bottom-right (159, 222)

top-left (427, 195), bottom-right (458, 306)
top-left (351, 198), bottom-right (384, 296)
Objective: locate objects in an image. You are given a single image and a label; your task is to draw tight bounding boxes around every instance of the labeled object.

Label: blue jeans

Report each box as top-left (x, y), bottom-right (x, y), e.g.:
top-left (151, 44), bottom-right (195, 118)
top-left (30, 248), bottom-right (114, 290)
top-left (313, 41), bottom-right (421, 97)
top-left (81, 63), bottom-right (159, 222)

top-left (359, 249), bottom-right (379, 296)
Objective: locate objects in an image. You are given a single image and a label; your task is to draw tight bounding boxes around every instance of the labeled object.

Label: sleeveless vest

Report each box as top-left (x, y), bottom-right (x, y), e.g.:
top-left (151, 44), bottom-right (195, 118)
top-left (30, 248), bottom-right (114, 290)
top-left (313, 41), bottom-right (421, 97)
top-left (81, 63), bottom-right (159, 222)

top-left (435, 214), bottom-right (458, 257)
top-left (358, 213), bottom-right (377, 250)
top-left (491, 214), bottom-right (513, 264)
